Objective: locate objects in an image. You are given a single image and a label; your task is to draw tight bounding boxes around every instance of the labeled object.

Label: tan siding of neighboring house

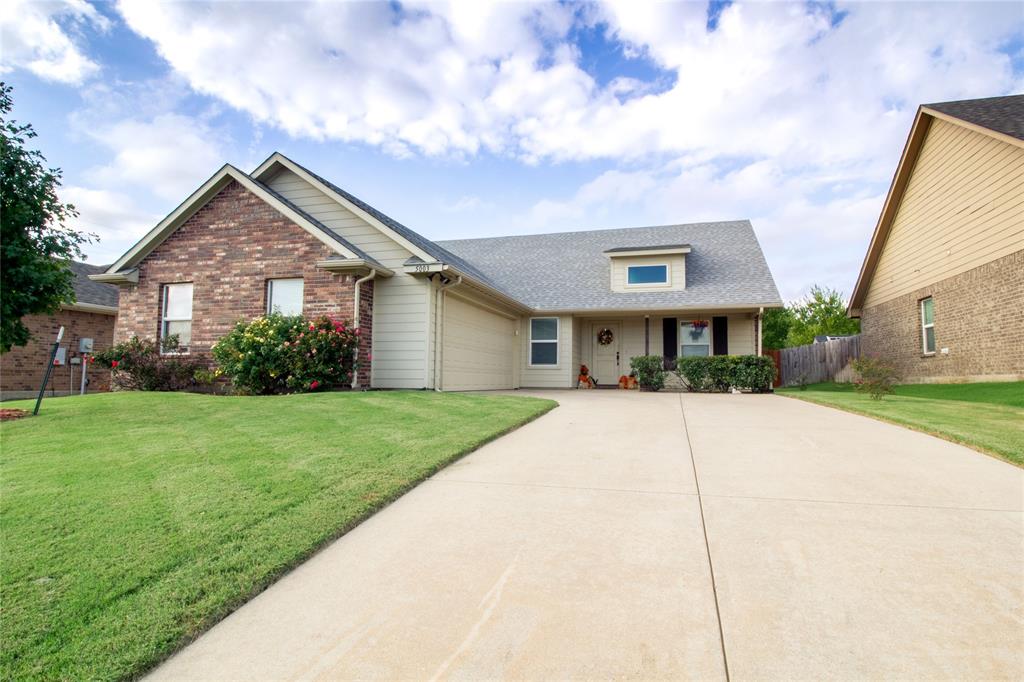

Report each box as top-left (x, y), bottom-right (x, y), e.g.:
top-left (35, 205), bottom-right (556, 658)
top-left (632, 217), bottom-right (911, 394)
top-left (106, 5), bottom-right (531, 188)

top-left (609, 255), bottom-right (686, 293)
top-left (863, 118), bottom-right (1024, 308)
top-left (520, 314), bottom-right (574, 388)
top-left (267, 168), bottom-right (431, 389)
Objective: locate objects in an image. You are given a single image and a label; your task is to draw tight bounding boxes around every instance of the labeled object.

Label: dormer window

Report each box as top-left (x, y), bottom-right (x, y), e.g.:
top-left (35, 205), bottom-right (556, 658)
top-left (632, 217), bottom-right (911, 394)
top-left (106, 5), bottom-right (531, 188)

top-left (627, 264), bottom-right (668, 285)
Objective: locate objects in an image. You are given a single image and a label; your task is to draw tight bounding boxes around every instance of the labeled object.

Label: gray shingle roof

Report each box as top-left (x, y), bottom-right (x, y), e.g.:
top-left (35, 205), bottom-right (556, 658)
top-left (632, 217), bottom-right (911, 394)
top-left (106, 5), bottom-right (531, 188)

top-left (69, 261), bottom-right (118, 307)
top-left (437, 221), bottom-right (782, 311)
top-left (925, 94), bottom-right (1024, 142)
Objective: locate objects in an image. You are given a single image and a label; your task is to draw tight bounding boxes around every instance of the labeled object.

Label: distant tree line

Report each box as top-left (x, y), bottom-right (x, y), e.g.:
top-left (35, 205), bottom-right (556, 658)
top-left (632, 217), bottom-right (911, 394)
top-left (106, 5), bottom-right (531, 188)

top-left (762, 285), bottom-right (860, 350)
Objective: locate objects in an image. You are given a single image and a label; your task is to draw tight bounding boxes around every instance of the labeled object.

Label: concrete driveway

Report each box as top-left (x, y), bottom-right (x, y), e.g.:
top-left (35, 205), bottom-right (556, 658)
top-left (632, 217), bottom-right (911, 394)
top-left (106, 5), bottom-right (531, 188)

top-left (150, 391), bottom-right (1023, 681)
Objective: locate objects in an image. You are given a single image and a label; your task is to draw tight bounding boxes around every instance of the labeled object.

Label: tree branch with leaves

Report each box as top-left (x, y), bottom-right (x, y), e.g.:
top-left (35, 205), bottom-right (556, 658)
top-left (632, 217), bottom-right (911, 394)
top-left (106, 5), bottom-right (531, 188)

top-left (0, 82), bottom-right (94, 353)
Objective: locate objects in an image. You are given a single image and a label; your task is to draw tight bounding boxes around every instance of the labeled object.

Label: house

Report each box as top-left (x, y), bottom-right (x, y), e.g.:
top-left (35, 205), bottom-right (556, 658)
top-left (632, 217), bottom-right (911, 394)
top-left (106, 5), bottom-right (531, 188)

top-left (0, 262), bottom-right (119, 400)
top-left (848, 95), bottom-right (1024, 383)
top-left (91, 153), bottom-right (782, 391)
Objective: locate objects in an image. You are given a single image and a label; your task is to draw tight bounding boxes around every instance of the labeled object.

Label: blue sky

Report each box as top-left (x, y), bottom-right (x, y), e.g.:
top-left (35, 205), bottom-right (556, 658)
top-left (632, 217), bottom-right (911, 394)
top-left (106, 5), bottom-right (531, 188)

top-left (2, 0), bottom-right (1022, 300)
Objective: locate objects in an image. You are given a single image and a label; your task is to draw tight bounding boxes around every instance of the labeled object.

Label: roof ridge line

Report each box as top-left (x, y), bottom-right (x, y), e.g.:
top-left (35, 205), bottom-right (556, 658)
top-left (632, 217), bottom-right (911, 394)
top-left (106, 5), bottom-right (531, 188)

top-left (436, 219), bottom-right (753, 244)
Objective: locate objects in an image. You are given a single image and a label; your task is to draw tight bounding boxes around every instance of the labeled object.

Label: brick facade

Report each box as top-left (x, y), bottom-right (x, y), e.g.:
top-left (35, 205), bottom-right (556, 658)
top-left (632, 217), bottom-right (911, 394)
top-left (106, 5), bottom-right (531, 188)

top-left (0, 309), bottom-right (115, 399)
top-left (113, 180), bottom-right (374, 386)
top-left (860, 249), bottom-right (1024, 383)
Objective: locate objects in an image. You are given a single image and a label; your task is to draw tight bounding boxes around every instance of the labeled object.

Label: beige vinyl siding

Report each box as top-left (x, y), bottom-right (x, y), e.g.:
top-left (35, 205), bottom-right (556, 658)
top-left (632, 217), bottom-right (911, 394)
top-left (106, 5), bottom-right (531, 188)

top-left (520, 314), bottom-right (573, 388)
top-left (864, 118), bottom-right (1024, 307)
top-left (440, 291), bottom-right (517, 390)
top-left (726, 315), bottom-right (755, 355)
top-left (609, 255), bottom-right (686, 292)
top-left (266, 168), bottom-right (430, 388)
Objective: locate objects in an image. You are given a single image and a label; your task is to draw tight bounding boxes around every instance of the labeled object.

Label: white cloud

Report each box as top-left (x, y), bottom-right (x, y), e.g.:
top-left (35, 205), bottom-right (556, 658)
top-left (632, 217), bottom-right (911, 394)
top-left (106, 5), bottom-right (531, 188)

top-left (0, 0), bottom-right (108, 84)
top-left (86, 113), bottom-right (225, 201)
top-left (61, 186), bottom-right (161, 264)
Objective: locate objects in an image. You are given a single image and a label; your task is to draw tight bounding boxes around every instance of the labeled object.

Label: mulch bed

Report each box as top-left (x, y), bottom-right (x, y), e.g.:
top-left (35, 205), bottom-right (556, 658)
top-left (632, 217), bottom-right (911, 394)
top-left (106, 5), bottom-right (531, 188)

top-left (0, 409), bottom-right (30, 421)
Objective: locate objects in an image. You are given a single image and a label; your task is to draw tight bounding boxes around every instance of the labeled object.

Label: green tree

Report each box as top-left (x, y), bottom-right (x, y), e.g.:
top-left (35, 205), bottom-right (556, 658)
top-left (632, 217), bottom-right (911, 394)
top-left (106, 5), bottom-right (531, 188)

top-left (0, 82), bottom-right (91, 353)
top-left (761, 307), bottom-right (794, 350)
top-left (785, 285), bottom-right (860, 347)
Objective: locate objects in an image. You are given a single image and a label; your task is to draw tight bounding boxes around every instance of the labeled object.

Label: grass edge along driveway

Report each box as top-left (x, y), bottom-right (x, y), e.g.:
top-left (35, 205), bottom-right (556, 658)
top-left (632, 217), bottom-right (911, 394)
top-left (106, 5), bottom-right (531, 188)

top-left (777, 381), bottom-right (1023, 466)
top-left (0, 390), bottom-right (555, 681)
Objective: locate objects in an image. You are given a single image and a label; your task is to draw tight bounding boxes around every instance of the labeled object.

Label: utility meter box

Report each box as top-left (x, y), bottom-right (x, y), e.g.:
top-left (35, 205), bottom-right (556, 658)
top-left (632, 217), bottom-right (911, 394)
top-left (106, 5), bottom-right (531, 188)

top-left (79, 338), bottom-right (94, 353)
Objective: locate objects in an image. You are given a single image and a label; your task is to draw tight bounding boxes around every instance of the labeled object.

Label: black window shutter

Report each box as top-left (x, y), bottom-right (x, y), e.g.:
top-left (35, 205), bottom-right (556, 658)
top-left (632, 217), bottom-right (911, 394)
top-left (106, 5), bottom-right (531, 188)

top-left (713, 316), bottom-right (729, 355)
top-left (663, 318), bottom-right (678, 360)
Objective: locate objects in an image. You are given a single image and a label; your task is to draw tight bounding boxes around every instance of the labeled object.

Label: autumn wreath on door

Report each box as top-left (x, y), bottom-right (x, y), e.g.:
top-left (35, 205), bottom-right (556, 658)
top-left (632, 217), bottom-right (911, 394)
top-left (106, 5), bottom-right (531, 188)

top-left (597, 328), bottom-right (614, 345)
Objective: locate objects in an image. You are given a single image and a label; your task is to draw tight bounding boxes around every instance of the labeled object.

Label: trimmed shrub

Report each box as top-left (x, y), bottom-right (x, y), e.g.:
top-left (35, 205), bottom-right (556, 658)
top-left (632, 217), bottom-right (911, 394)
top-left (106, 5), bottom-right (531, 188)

top-left (676, 354), bottom-right (775, 393)
top-left (94, 336), bottom-right (203, 391)
top-left (852, 356), bottom-right (898, 400)
top-left (732, 355), bottom-right (776, 393)
top-left (211, 314), bottom-right (360, 395)
top-left (629, 355), bottom-right (667, 391)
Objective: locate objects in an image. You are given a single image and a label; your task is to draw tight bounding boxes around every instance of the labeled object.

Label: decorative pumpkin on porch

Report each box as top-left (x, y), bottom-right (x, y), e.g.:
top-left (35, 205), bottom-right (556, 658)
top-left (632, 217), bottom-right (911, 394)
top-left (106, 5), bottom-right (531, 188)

top-left (597, 328), bottom-right (615, 345)
top-left (577, 364), bottom-right (597, 389)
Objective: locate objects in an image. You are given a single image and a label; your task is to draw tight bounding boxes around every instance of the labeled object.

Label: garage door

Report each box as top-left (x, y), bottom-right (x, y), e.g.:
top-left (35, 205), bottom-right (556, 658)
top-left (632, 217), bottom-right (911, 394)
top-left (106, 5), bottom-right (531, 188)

top-left (442, 293), bottom-right (516, 390)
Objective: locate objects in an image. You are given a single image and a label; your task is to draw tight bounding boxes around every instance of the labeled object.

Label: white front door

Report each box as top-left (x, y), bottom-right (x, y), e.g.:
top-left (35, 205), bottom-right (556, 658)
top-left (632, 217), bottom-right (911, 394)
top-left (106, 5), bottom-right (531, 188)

top-left (592, 322), bottom-right (621, 385)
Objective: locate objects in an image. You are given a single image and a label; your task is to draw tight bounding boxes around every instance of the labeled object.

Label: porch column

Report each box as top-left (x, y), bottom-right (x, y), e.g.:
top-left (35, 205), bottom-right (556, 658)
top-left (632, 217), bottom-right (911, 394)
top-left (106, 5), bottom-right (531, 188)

top-left (644, 315), bottom-right (649, 355)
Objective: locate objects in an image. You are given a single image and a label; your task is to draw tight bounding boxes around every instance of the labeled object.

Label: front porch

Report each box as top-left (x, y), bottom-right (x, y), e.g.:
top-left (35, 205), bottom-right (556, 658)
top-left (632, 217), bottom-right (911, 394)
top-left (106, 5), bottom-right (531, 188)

top-left (567, 310), bottom-right (764, 388)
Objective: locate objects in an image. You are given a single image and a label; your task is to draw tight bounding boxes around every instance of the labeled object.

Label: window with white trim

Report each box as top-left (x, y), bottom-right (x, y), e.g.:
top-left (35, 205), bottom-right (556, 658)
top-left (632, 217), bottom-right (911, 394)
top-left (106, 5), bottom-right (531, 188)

top-left (627, 264), bottom-right (668, 285)
top-left (267, 278), bottom-right (304, 316)
top-left (161, 283), bottom-right (193, 353)
top-left (529, 317), bottom-right (559, 366)
top-left (920, 297), bottom-right (935, 355)
top-left (680, 321), bottom-right (710, 357)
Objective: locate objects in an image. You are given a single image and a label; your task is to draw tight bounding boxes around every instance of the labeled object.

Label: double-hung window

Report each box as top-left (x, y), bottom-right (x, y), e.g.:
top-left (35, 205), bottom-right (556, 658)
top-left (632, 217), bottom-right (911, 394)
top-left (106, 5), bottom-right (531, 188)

top-left (529, 317), bottom-right (559, 366)
top-left (920, 297), bottom-right (935, 355)
top-left (680, 321), bottom-right (710, 357)
top-left (267, 278), bottom-right (304, 316)
top-left (161, 283), bottom-right (193, 353)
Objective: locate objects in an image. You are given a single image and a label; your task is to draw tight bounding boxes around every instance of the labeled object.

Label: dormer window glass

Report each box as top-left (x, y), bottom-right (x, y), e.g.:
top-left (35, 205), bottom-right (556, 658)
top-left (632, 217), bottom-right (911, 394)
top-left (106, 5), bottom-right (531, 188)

top-left (627, 264), bottom-right (668, 285)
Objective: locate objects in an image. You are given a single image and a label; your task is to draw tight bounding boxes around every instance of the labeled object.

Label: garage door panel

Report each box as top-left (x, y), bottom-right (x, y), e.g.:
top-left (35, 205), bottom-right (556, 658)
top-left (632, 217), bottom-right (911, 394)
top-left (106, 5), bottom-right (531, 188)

top-left (442, 295), bottom-right (515, 391)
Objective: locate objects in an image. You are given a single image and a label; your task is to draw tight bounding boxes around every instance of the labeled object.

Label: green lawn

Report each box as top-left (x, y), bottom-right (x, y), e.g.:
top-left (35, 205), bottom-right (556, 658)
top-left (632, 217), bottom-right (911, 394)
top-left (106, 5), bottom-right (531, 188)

top-left (778, 382), bottom-right (1024, 465)
top-left (0, 391), bottom-right (555, 681)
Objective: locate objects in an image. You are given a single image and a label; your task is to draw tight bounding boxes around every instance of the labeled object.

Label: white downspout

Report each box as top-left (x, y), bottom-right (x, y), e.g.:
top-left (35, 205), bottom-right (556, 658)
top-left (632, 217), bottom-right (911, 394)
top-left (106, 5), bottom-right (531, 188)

top-left (433, 275), bottom-right (463, 392)
top-left (351, 269), bottom-right (377, 389)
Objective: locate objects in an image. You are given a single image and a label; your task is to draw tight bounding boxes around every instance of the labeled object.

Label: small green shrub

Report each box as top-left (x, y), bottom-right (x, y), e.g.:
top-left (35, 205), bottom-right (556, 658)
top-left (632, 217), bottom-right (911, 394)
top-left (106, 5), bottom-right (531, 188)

top-left (211, 313), bottom-right (360, 395)
top-left (629, 355), bottom-right (666, 391)
top-left (676, 354), bottom-right (775, 393)
top-left (94, 336), bottom-right (203, 391)
top-left (732, 355), bottom-right (776, 393)
top-left (677, 356), bottom-right (711, 391)
top-left (852, 356), bottom-right (899, 400)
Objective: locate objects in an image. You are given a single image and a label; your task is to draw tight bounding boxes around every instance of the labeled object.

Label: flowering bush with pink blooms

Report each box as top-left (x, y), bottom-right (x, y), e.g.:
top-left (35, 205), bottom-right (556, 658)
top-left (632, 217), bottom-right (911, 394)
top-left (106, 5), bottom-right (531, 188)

top-left (211, 314), bottom-right (361, 394)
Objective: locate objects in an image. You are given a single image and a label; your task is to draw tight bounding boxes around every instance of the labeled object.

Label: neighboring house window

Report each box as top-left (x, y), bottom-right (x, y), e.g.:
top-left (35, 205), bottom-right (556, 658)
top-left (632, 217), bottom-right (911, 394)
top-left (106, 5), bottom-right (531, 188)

top-left (627, 264), bottom-right (668, 285)
top-left (920, 297), bottom-right (935, 355)
top-left (681, 321), bottom-right (710, 357)
top-left (267, 278), bottom-right (304, 316)
top-left (529, 317), bottom-right (559, 366)
top-left (162, 283), bottom-right (193, 353)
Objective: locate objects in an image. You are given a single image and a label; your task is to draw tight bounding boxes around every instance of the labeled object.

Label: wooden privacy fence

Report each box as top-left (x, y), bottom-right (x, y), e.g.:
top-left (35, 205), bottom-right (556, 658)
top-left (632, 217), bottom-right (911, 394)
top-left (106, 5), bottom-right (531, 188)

top-left (775, 335), bottom-right (861, 387)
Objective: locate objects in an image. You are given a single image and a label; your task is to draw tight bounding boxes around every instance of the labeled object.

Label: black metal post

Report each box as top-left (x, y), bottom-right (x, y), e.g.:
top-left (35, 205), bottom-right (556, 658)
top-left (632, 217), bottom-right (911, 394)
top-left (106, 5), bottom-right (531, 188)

top-left (33, 326), bottom-right (65, 416)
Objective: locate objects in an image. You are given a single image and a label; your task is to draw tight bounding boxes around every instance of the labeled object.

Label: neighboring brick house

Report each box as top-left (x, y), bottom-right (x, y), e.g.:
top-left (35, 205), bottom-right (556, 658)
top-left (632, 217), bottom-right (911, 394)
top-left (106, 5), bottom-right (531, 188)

top-left (0, 262), bottom-right (119, 400)
top-left (848, 95), bottom-right (1024, 383)
top-left (92, 154), bottom-right (781, 391)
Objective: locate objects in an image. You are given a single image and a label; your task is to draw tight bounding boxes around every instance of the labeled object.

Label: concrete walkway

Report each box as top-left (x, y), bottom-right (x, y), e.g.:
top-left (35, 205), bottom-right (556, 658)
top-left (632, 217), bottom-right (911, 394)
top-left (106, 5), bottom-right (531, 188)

top-left (149, 391), bottom-right (1023, 681)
